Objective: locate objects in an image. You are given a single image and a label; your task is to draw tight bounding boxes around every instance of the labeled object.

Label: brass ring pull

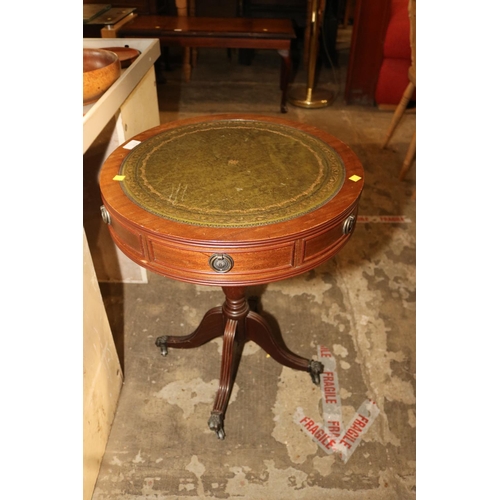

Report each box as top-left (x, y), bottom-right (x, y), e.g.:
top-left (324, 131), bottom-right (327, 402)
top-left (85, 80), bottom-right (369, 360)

top-left (209, 254), bottom-right (234, 273)
top-left (100, 205), bottom-right (111, 225)
top-left (342, 215), bottom-right (356, 235)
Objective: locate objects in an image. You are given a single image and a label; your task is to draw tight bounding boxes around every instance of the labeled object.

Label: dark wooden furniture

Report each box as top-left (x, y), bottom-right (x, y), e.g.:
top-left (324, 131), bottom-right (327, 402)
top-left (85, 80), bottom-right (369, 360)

top-left (83, 0), bottom-right (170, 37)
top-left (83, 0), bottom-right (169, 15)
top-left (116, 16), bottom-right (296, 112)
top-left (99, 114), bottom-right (364, 439)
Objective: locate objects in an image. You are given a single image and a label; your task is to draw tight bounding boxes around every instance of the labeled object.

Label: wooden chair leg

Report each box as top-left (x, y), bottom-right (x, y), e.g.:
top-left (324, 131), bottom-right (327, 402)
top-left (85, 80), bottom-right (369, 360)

top-left (399, 131), bottom-right (416, 181)
top-left (176, 0), bottom-right (192, 82)
top-left (382, 80), bottom-right (416, 149)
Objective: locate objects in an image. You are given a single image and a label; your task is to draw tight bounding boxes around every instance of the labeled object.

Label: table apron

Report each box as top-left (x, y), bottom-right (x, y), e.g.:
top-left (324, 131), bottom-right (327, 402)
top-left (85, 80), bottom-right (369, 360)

top-left (105, 208), bottom-right (357, 286)
top-left (118, 33), bottom-right (291, 50)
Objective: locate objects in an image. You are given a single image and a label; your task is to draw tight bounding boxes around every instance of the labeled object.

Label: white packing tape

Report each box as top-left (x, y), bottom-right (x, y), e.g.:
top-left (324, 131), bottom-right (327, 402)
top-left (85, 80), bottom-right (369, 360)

top-left (293, 408), bottom-right (336, 455)
top-left (318, 345), bottom-right (343, 441)
top-left (357, 215), bottom-right (411, 223)
top-left (294, 345), bottom-right (380, 463)
top-left (336, 399), bottom-right (380, 463)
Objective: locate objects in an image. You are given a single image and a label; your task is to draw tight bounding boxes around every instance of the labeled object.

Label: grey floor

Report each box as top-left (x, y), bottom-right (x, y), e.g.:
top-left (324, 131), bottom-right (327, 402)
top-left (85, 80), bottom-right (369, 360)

top-left (91, 28), bottom-right (416, 499)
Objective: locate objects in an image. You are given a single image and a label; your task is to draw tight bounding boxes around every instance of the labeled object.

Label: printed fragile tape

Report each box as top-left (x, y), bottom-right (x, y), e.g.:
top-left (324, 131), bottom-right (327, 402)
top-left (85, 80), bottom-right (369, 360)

top-left (294, 345), bottom-right (380, 463)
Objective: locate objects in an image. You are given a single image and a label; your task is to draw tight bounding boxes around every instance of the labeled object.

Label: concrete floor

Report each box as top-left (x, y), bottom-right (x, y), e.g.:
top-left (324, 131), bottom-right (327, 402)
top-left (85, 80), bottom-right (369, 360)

top-left (91, 28), bottom-right (416, 499)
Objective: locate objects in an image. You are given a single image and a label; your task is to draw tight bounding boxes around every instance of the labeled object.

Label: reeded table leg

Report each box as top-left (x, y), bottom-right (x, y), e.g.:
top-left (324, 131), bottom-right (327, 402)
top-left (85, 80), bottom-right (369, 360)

top-left (155, 306), bottom-right (224, 355)
top-left (208, 318), bottom-right (242, 439)
top-left (155, 285), bottom-right (323, 438)
top-left (246, 311), bottom-right (324, 385)
top-left (208, 287), bottom-right (248, 439)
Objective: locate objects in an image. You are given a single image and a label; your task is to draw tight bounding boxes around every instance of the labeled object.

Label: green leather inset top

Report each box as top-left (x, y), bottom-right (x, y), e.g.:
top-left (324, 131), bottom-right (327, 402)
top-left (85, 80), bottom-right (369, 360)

top-left (119, 120), bottom-right (345, 227)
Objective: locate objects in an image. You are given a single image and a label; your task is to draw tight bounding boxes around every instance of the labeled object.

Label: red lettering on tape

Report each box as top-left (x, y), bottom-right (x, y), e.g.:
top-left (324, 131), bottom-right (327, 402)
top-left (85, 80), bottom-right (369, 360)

top-left (351, 418), bottom-right (367, 432)
top-left (339, 438), bottom-right (352, 449)
top-left (356, 215), bottom-right (410, 223)
top-left (322, 371), bottom-right (338, 403)
top-left (319, 346), bottom-right (332, 357)
top-left (325, 438), bottom-right (336, 450)
top-left (327, 421), bottom-right (341, 436)
top-left (305, 420), bottom-right (315, 431)
top-left (297, 413), bottom-right (338, 454)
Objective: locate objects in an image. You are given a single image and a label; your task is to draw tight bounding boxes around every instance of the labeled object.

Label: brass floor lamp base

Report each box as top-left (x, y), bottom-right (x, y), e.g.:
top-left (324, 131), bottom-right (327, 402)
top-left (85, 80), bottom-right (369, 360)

top-left (288, 87), bottom-right (334, 109)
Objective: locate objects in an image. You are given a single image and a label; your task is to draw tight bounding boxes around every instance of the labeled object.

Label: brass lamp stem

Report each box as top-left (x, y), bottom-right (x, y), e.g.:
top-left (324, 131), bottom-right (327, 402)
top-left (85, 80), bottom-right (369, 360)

top-left (288, 0), bottom-right (333, 109)
top-left (307, 0), bottom-right (320, 91)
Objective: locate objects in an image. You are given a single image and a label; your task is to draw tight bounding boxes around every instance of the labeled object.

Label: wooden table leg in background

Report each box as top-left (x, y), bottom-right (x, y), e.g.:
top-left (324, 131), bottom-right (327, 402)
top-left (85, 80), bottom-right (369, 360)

top-left (176, 0), bottom-right (194, 82)
top-left (278, 49), bottom-right (292, 113)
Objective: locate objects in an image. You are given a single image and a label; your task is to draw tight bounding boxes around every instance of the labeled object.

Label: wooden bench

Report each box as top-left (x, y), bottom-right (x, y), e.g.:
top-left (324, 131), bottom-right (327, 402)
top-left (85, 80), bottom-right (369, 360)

top-left (115, 16), bottom-right (296, 113)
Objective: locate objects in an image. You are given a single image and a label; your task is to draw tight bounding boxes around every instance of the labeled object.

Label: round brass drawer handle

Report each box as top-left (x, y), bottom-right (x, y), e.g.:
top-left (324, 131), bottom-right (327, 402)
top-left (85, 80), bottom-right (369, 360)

top-left (209, 254), bottom-right (234, 273)
top-left (100, 205), bottom-right (111, 225)
top-left (342, 215), bottom-right (356, 235)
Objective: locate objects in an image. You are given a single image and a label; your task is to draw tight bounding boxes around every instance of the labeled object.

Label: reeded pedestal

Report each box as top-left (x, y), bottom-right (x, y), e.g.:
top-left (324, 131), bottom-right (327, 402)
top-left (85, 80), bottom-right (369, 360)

top-left (99, 114), bottom-right (364, 439)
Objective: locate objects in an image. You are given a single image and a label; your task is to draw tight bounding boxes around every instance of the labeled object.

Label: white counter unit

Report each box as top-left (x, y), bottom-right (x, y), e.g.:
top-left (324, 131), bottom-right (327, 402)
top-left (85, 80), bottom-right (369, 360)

top-left (83, 38), bottom-right (161, 284)
top-left (83, 38), bottom-right (161, 153)
top-left (83, 37), bottom-right (161, 500)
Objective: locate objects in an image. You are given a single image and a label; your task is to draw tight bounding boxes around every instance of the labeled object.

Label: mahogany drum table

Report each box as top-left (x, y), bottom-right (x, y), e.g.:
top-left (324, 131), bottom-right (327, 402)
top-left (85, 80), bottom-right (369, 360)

top-left (99, 114), bottom-right (364, 439)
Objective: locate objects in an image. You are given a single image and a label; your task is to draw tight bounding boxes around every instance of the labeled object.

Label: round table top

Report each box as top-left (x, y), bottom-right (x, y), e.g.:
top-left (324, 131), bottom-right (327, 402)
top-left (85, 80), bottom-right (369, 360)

top-left (118, 118), bottom-right (346, 228)
top-left (99, 114), bottom-right (364, 285)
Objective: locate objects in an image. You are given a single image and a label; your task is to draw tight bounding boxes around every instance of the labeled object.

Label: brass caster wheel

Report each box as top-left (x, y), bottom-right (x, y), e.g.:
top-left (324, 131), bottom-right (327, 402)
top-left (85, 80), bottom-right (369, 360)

top-left (155, 336), bottom-right (169, 356)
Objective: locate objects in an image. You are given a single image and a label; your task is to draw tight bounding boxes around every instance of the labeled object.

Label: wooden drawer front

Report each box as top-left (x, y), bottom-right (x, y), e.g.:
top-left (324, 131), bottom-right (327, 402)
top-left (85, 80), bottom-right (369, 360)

top-left (303, 223), bottom-right (347, 263)
top-left (233, 244), bottom-right (295, 275)
top-left (109, 222), bottom-right (145, 258)
top-left (148, 239), bottom-right (211, 275)
top-left (147, 237), bottom-right (295, 277)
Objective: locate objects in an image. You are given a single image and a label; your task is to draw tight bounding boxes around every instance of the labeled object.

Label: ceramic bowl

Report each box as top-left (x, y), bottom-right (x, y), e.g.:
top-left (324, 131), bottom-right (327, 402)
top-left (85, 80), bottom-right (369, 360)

top-left (83, 49), bottom-right (121, 104)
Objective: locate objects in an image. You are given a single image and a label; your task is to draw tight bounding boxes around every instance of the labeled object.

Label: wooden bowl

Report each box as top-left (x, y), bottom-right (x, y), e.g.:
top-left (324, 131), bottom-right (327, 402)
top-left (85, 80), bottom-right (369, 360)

top-left (83, 49), bottom-right (121, 105)
top-left (101, 46), bottom-right (141, 68)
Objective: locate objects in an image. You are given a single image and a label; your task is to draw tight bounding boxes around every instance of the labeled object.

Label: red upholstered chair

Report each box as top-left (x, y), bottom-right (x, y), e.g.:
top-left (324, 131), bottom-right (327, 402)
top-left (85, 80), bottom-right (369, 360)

top-left (381, 0), bottom-right (416, 181)
top-left (375, 0), bottom-right (413, 106)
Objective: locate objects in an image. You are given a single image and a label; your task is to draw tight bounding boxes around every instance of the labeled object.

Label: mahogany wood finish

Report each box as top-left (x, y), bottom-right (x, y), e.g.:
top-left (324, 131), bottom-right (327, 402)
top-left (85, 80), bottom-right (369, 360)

top-left (100, 115), bottom-right (363, 286)
top-left (99, 114), bottom-right (364, 438)
top-left (117, 15), bottom-right (295, 44)
top-left (116, 16), bottom-right (295, 112)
